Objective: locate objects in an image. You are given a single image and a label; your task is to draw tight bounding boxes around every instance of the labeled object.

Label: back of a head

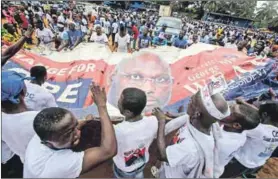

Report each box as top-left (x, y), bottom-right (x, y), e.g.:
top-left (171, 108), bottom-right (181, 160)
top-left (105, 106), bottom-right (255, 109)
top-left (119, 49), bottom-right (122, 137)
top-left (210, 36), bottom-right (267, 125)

top-left (33, 107), bottom-right (69, 141)
top-left (236, 104), bottom-right (260, 130)
top-left (259, 101), bottom-right (278, 125)
top-left (30, 66), bottom-right (47, 82)
top-left (122, 88), bottom-right (147, 116)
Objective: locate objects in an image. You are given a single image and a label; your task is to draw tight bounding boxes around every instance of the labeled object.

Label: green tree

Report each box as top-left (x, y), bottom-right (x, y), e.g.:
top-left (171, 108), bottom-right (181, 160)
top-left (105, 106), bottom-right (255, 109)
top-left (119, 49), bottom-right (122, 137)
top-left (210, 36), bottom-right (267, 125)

top-left (255, 1), bottom-right (278, 28)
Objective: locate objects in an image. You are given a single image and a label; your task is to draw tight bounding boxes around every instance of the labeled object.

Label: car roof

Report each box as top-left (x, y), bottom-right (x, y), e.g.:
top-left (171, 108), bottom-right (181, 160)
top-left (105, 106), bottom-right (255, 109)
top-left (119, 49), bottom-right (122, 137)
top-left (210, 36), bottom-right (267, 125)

top-left (158, 17), bottom-right (181, 22)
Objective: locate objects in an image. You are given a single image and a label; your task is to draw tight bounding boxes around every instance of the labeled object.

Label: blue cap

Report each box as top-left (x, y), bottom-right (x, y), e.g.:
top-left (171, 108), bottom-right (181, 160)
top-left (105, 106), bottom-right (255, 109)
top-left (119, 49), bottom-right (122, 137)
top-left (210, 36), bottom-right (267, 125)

top-left (162, 23), bottom-right (167, 27)
top-left (1, 71), bottom-right (33, 104)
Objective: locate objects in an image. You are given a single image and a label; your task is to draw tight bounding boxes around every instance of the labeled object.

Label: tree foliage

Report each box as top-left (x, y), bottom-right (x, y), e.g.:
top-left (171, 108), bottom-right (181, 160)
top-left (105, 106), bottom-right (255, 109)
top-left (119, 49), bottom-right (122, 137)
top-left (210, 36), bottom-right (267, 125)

top-left (255, 1), bottom-right (278, 28)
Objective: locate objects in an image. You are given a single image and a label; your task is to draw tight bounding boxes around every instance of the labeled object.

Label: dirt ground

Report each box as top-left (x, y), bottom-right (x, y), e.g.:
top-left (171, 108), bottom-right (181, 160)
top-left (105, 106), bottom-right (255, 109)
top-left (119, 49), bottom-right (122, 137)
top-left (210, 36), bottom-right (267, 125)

top-left (256, 158), bottom-right (278, 178)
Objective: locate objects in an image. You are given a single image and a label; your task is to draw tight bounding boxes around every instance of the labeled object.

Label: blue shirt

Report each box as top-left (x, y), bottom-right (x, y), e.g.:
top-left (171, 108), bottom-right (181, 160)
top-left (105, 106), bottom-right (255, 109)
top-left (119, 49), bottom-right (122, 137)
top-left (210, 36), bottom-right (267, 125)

top-left (67, 30), bottom-right (82, 47)
top-left (138, 34), bottom-right (152, 49)
top-left (200, 35), bottom-right (210, 44)
top-left (173, 38), bottom-right (187, 49)
top-left (152, 36), bottom-right (167, 46)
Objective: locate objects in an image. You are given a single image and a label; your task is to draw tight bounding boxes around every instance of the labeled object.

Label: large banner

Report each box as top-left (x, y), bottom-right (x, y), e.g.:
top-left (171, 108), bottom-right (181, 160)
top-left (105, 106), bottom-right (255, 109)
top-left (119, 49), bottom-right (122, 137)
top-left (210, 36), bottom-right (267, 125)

top-left (2, 43), bottom-right (277, 119)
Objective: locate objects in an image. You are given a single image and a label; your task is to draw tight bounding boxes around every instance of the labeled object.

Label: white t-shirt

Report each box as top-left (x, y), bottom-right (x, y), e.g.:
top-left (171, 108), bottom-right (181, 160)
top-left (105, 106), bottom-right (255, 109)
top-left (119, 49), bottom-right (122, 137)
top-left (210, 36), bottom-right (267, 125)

top-left (115, 33), bottom-right (130, 53)
top-left (216, 130), bottom-right (246, 177)
top-left (103, 21), bottom-right (111, 34)
top-left (2, 111), bottom-right (39, 162)
top-left (234, 124), bottom-right (278, 168)
top-left (113, 116), bottom-right (158, 172)
top-left (24, 81), bottom-right (58, 111)
top-left (81, 18), bottom-right (88, 33)
top-left (58, 15), bottom-right (66, 23)
top-left (90, 32), bottom-right (108, 44)
top-left (35, 28), bottom-right (54, 44)
top-left (162, 118), bottom-right (215, 178)
top-left (46, 13), bottom-right (53, 24)
top-left (112, 22), bottom-right (118, 34)
top-left (225, 43), bottom-right (237, 49)
top-left (2, 141), bottom-right (15, 164)
top-left (24, 135), bottom-right (84, 178)
top-left (113, 115), bottom-right (190, 173)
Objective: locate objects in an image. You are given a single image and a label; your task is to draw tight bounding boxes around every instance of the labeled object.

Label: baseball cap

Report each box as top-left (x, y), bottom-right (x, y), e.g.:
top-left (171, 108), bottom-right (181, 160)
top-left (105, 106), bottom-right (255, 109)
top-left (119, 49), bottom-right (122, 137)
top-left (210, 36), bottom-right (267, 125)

top-left (162, 23), bottom-right (167, 27)
top-left (1, 71), bottom-right (33, 104)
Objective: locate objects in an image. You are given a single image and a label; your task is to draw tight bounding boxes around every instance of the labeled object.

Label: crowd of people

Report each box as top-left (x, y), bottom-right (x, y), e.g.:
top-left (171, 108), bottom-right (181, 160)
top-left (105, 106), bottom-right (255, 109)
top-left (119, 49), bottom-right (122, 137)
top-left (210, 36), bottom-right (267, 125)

top-left (1, 1), bottom-right (278, 179)
top-left (2, 1), bottom-right (278, 57)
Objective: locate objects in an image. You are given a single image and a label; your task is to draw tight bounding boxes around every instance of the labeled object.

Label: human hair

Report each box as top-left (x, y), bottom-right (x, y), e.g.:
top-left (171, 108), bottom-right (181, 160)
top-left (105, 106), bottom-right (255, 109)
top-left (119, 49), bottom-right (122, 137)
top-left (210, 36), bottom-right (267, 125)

top-left (121, 88), bottom-right (147, 116)
top-left (259, 101), bottom-right (278, 124)
top-left (30, 66), bottom-right (47, 83)
top-left (3, 23), bottom-right (9, 30)
top-left (1, 90), bottom-right (25, 113)
top-left (34, 107), bottom-right (70, 141)
top-left (120, 25), bottom-right (125, 32)
top-left (234, 104), bottom-right (260, 130)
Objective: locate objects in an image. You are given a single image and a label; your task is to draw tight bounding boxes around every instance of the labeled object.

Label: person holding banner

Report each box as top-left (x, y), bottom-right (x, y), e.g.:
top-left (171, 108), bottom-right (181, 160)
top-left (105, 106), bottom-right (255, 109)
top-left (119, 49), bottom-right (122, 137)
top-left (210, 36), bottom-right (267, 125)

top-left (112, 87), bottom-right (189, 178)
top-left (153, 85), bottom-right (230, 178)
top-left (221, 101), bottom-right (278, 178)
top-left (214, 99), bottom-right (261, 177)
top-left (2, 71), bottom-right (40, 177)
top-left (23, 84), bottom-right (117, 178)
top-left (24, 66), bottom-right (58, 111)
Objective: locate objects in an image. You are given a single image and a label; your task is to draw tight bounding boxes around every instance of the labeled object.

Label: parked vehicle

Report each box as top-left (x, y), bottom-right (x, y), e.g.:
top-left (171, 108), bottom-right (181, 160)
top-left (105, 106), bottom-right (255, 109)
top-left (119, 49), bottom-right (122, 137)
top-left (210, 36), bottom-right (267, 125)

top-left (154, 16), bottom-right (182, 43)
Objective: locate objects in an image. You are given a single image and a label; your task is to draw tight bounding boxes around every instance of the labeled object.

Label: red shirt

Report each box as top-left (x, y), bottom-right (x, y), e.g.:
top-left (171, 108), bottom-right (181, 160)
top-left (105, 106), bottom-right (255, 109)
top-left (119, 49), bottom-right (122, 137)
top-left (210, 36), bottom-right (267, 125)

top-left (132, 25), bottom-right (139, 40)
top-left (19, 12), bottom-right (29, 29)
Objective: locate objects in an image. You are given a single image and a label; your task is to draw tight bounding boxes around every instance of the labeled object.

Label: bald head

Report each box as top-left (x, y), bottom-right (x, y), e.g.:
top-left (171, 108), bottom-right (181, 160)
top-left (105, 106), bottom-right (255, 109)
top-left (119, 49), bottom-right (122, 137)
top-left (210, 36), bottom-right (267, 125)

top-left (108, 52), bottom-right (173, 113)
top-left (116, 52), bottom-right (170, 74)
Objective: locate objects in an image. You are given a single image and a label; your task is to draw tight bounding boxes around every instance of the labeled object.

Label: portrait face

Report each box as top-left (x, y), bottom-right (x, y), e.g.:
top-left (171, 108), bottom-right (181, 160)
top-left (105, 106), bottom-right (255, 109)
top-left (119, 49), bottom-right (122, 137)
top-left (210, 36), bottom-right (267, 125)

top-left (108, 53), bottom-right (173, 113)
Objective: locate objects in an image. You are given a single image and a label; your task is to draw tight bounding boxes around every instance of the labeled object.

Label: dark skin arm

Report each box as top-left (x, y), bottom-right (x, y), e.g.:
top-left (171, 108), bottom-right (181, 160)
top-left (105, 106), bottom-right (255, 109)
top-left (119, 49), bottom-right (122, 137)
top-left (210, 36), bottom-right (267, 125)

top-left (70, 36), bottom-right (82, 50)
top-left (80, 83), bottom-right (117, 174)
top-left (57, 40), bottom-right (69, 52)
top-left (2, 25), bottom-right (34, 67)
top-left (153, 107), bottom-right (168, 162)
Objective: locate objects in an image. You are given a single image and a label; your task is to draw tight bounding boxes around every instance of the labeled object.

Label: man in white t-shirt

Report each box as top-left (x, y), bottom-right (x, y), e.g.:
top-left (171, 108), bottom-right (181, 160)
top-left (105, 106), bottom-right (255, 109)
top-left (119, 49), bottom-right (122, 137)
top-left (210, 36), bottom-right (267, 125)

top-left (24, 66), bottom-right (57, 111)
top-left (111, 19), bottom-right (118, 45)
top-left (90, 26), bottom-right (108, 45)
top-left (1, 71), bottom-right (40, 177)
top-left (154, 86), bottom-right (230, 178)
top-left (215, 99), bottom-right (260, 177)
top-left (57, 12), bottom-right (66, 24)
top-left (103, 16), bottom-right (111, 38)
top-left (35, 20), bottom-right (55, 46)
top-left (114, 25), bottom-right (130, 53)
top-left (221, 101), bottom-right (278, 178)
top-left (113, 88), bottom-right (189, 178)
top-left (24, 84), bottom-right (117, 178)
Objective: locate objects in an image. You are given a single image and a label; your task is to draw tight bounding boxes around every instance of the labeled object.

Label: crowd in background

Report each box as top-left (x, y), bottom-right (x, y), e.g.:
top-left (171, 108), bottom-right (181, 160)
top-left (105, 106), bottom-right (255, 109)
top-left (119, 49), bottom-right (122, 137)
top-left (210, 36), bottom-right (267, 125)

top-left (2, 1), bottom-right (278, 57)
top-left (1, 1), bottom-right (278, 179)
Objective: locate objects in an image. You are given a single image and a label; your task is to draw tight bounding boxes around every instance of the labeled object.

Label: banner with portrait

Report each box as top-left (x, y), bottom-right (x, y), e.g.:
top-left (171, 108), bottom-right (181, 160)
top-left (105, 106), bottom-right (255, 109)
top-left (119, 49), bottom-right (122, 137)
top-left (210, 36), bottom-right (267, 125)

top-left (2, 43), bottom-right (277, 119)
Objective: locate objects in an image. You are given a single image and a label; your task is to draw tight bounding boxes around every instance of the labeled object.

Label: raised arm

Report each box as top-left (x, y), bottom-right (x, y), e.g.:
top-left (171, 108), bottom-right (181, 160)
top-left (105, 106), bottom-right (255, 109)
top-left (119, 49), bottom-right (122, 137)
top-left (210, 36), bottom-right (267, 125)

top-left (80, 83), bottom-right (117, 174)
top-left (2, 25), bottom-right (33, 67)
top-left (152, 107), bottom-right (168, 162)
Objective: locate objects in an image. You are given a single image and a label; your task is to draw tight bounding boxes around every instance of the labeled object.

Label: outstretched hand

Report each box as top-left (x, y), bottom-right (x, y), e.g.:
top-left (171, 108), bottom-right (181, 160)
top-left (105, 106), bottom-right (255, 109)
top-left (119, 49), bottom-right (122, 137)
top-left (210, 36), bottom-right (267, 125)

top-left (90, 83), bottom-right (107, 107)
top-left (152, 107), bottom-right (167, 122)
top-left (24, 24), bottom-right (34, 38)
